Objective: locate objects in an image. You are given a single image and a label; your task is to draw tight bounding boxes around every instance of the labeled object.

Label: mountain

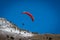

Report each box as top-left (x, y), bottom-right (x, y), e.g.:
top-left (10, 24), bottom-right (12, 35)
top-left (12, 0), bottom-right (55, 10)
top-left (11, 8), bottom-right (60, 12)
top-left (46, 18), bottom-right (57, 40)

top-left (0, 18), bottom-right (60, 40)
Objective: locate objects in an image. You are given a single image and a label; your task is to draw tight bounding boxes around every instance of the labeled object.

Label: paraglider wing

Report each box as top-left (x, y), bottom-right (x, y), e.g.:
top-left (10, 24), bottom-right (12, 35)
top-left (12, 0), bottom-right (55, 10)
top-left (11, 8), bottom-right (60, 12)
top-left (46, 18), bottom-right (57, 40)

top-left (22, 12), bottom-right (34, 22)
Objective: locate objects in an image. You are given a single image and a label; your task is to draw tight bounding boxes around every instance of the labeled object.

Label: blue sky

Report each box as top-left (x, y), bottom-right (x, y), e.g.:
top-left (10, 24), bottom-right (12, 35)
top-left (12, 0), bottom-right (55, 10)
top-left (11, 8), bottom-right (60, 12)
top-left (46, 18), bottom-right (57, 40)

top-left (0, 0), bottom-right (60, 34)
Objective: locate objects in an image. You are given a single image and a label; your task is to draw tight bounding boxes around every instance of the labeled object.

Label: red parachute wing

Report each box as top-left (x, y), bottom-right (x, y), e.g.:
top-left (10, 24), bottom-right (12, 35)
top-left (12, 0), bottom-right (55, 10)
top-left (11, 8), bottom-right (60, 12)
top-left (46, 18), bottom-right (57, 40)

top-left (22, 12), bottom-right (34, 22)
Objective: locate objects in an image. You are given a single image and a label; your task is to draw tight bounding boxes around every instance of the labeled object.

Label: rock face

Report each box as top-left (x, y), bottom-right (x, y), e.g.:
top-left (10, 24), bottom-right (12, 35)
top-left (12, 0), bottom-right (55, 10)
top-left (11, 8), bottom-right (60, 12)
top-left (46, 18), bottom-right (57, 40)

top-left (0, 18), bottom-right (60, 40)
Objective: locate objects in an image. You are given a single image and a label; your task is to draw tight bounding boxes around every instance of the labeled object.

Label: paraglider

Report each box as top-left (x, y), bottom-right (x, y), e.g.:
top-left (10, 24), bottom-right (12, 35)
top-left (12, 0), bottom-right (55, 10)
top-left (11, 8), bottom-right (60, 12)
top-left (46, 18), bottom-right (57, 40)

top-left (22, 11), bottom-right (34, 22)
top-left (22, 23), bottom-right (25, 26)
